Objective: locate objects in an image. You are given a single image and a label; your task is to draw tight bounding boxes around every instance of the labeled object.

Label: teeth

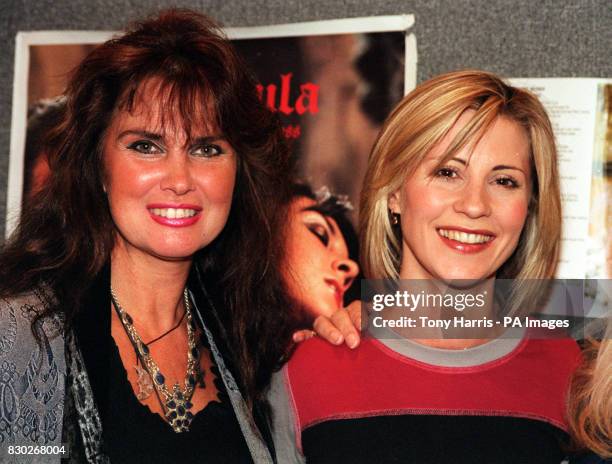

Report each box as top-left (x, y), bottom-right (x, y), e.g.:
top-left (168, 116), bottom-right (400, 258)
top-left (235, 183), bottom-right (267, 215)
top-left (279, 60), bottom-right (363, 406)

top-left (150, 208), bottom-right (198, 219)
top-left (438, 229), bottom-right (492, 244)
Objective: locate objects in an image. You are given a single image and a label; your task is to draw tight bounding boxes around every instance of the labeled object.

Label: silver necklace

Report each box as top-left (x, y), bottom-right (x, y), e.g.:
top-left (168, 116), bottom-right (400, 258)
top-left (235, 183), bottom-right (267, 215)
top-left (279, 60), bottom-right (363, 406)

top-left (111, 287), bottom-right (199, 433)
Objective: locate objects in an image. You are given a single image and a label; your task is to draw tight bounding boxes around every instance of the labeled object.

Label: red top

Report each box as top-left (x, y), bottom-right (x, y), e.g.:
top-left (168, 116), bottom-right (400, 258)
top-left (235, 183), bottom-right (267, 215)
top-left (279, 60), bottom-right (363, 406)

top-left (285, 333), bottom-right (581, 451)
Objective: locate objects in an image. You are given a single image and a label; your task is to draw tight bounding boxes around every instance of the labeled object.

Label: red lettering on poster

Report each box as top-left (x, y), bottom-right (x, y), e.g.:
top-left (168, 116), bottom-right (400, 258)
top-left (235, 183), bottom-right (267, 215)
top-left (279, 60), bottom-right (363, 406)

top-left (283, 125), bottom-right (301, 139)
top-left (256, 73), bottom-right (319, 115)
top-left (296, 83), bottom-right (319, 115)
top-left (279, 73), bottom-right (294, 114)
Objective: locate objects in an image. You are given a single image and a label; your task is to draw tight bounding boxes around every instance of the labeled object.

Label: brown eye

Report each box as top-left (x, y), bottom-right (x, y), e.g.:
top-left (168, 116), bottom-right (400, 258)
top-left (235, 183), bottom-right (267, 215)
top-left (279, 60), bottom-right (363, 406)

top-left (435, 167), bottom-right (459, 179)
top-left (128, 140), bottom-right (162, 155)
top-left (192, 144), bottom-right (223, 157)
top-left (495, 176), bottom-right (520, 189)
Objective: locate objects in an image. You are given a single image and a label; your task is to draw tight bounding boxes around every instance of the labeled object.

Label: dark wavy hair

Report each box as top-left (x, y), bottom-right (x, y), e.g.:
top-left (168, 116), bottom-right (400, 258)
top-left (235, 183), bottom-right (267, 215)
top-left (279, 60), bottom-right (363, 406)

top-left (0, 9), bottom-right (298, 404)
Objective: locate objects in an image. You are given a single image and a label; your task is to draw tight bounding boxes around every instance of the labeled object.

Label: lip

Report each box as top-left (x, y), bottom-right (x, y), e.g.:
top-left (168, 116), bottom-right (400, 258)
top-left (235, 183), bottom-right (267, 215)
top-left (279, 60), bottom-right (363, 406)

top-left (437, 226), bottom-right (495, 236)
top-left (147, 203), bottom-right (203, 228)
top-left (436, 226), bottom-right (496, 254)
top-left (324, 278), bottom-right (345, 310)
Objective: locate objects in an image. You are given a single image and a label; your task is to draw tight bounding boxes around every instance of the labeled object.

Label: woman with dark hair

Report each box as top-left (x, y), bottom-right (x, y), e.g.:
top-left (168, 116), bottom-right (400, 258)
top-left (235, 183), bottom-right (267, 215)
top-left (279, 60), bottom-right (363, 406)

top-left (0, 9), bottom-right (305, 463)
top-left (283, 183), bottom-right (360, 322)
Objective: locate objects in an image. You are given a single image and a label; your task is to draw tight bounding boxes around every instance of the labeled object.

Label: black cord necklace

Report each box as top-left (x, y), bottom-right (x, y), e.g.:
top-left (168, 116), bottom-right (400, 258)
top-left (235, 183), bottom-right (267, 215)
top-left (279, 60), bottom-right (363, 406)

top-left (144, 310), bottom-right (186, 346)
top-left (111, 287), bottom-right (199, 433)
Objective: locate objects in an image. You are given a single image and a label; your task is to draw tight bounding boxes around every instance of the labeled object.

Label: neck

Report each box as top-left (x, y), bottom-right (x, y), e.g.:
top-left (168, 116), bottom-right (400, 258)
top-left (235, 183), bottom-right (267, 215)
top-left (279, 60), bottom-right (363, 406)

top-left (110, 241), bottom-right (192, 335)
top-left (389, 276), bottom-right (500, 349)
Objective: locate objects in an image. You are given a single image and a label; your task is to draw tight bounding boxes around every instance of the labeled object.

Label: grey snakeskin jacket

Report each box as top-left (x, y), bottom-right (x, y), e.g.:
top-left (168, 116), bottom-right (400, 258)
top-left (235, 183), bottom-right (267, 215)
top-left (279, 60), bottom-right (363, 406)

top-left (0, 287), bottom-right (274, 464)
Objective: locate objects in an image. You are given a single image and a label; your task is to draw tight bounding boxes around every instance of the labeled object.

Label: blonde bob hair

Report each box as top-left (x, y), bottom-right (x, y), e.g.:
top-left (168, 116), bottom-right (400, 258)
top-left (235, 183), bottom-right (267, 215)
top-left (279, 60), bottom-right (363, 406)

top-left (360, 70), bottom-right (561, 283)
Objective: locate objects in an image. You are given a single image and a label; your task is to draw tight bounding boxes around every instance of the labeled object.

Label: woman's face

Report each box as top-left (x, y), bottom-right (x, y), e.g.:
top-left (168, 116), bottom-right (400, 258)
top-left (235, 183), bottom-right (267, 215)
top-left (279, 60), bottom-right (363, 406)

top-left (389, 112), bottom-right (532, 281)
top-left (103, 81), bottom-right (237, 262)
top-left (284, 196), bottom-right (359, 318)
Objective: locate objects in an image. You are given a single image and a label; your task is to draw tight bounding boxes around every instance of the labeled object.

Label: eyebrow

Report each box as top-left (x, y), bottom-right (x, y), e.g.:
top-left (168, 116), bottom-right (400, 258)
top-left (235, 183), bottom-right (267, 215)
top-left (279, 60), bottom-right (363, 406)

top-left (117, 130), bottom-right (227, 146)
top-left (447, 157), bottom-right (527, 175)
top-left (191, 135), bottom-right (228, 145)
top-left (491, 165), bottom-right (527, 175)
top-left (117, 130), bottom-right (163, 141)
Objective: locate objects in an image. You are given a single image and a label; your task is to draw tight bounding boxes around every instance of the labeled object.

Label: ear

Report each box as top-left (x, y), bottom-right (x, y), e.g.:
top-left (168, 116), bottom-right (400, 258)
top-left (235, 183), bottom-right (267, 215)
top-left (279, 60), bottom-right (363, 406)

top-left (388, 189), bottom-right (401, 214)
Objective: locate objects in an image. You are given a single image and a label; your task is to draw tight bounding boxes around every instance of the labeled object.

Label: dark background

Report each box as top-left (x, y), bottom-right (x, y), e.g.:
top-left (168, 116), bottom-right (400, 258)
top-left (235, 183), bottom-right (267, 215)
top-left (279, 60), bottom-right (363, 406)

top-left (1, 0), bottom-right (610, 238)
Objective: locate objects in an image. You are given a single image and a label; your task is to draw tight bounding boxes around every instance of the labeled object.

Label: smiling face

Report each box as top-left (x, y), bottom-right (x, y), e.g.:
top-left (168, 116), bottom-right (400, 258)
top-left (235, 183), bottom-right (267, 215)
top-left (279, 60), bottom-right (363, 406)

top-left (284, 196), bottom-right (359, 318)
top-left (389, 112), bottom-right (532, 282)
top-left (103, 80), bottom-right (237, 262)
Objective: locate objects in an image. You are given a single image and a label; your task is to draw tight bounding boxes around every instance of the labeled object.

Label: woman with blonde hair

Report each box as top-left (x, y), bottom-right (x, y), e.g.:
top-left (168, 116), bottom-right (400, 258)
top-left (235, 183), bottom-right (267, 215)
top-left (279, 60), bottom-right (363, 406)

top-left (568, 322), bottom-right (612, 462)
top-left (270, 70), bottom-right (581, 463)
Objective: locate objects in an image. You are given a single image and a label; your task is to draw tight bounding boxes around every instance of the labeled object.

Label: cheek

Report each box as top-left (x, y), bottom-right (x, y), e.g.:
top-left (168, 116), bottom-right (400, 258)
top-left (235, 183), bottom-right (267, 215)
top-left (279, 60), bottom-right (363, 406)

top-left (401, 182), bottom-right (449, 224)
top-left (497, 197), bottom-right (530, 235)
top-left (284, 229), bottom-right (327, 292)
top-left (105, 155), bottom-right (159, 200)
top-left (503, 200), bottom-right (528, 228)
top-left (284, 243), bottom-right (317, 304)
top-left (283, 222), bottom-right (308, 285)
top-left (195, 164), bottom-right (236, 204)
top-left (114, 172), bottom-right (158, 196)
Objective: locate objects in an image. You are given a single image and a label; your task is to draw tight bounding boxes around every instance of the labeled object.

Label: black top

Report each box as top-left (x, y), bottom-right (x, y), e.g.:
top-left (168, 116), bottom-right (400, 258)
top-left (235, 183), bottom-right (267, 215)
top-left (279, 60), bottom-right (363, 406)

top-left (73, 266), bottom-right (254, 463)
top-left (569, 453), bottom-right (612, 464)
top-left (302, 415), bottom-right (568, 464)
top-left (100, 330), bottom-right (252, 463)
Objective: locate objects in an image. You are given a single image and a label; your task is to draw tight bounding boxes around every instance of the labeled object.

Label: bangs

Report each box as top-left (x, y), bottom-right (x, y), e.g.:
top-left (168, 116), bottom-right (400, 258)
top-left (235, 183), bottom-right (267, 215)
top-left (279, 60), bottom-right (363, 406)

top-left (433, 97), bottom-right (505, 170)
top-left (116, 72), bottom-right (220, 140)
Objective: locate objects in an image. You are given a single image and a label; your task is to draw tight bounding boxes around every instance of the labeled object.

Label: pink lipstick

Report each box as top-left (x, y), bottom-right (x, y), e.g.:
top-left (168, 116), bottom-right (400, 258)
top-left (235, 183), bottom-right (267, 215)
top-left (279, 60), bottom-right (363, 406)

top-left (147, 203), bottom-right (203, 227)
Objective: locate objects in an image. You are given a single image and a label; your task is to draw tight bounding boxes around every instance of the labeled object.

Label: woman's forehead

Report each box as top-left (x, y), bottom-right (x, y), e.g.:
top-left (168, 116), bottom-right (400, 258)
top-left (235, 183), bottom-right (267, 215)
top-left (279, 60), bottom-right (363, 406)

top-left (292, 196), bottom-right (317, 212)
top-left (109, 104), bottom-right (219, 141)
top-left (113, 76), bottom-right (220, 137)
top-left (292, 197), bottom-right (343, 232)
top-left (423, 112), bottom-right (530, 166)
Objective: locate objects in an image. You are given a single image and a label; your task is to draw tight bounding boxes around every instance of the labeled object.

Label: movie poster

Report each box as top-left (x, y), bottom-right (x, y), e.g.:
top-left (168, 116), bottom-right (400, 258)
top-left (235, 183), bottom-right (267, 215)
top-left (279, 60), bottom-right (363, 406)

top-left (5, 16), bottom-right (416, 236)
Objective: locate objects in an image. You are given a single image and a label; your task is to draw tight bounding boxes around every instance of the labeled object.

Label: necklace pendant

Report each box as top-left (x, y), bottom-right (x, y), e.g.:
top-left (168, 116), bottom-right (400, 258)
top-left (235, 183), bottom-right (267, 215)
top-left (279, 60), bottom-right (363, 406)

top-left (165, 384), bottom-right (194, 433)
top-left (134, 364), bottom-right (154, 400)
top-left (112, 287), bottom-right (198, 433)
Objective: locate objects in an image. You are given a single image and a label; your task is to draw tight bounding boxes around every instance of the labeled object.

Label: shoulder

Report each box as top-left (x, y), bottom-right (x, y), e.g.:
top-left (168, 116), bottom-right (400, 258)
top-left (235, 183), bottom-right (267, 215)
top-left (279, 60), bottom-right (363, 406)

top-left (0, 288), bottom-right (66, 448)
top-left (287, 336), bottom-right (385, 378)
top-left (1, 288), bottom-right (61, 347)
top-left (290, 335), bottom-right (374, 364)
top-left (519, 331), bottom-right (582, 375)
top-left (284, 337), bottom-right (387, 416)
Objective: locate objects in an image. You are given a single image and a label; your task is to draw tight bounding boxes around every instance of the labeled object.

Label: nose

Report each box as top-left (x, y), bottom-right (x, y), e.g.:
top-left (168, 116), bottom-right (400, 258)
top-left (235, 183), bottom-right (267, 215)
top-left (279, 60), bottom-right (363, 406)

top-left (160, 154), bottom-right (195, 195)
top-left (453, 179), bottom-right (491, 218)
top-left (333, 258), bottom-right (359, 290)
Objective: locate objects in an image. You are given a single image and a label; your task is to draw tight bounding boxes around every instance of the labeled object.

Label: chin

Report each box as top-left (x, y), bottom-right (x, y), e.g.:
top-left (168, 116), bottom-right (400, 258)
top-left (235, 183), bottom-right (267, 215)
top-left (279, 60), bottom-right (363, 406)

top-left (304, 301), bottom-right (337, 319)
top-left (148, 244), bottom-right (201, 261)
top-left (434, 267), bottom-right (492, 285)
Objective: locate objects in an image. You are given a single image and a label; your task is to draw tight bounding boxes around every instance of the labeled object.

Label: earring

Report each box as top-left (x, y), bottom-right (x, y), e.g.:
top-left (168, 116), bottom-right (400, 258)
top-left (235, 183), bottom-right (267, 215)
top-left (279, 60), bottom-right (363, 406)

top-left (391, 211), bottom-right (400, 225)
